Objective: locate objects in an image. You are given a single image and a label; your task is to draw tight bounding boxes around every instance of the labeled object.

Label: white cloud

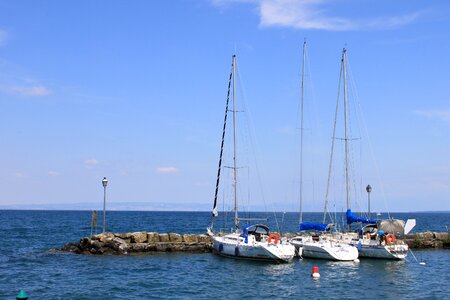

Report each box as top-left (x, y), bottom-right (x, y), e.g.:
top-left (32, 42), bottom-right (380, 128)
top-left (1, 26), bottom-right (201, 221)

top-left (156, 166), bottom-right (179, 174)
top-left (84, 159), bottom-right (99, 168)
top-left (48, 170), bottom-right (60, 177)
top-left (14, 172), bottom-right (25, 178)
top-left (415, 109), bottom-right (450, 122)
top-left (10, 85), bottom-right (52, 96)
top-left (212, 0), bottom-right (422, 31)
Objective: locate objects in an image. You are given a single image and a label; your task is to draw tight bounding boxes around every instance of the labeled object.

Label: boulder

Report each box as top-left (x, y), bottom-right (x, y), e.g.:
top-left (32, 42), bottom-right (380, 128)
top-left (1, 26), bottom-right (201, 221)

top-left (146, 244), bottom-right (157, 251)
top-left (80, 237), bottom-right (91, 248)
top-left (104, 237), bottom-right (130, 254)
top-left (62, 242), bottom-right (81, 253)
top-left (147, 232), bottom-right (160, 243)
top-left (131, 243), bottom-right (148, 252)
top-left (159, 233), bottom-right (170, 242)
top-left (182, 234), bottom-right (198, 243)
top-left (416, 231), bottom-right (434, 240)
top-left (92, 232), bottom-right (115, 243)
top-left (433, 232), bottom-right (449, 240)
top-left (197, 234), bottom-right (211, 244)
top-left (130, 232), bottom-right (148, 243)
top-left (89, 239), bottom-right (104, 249)
top-left (115, 233), bottom-right (132, 239)
top-left (156, 243), bottom-right (170, 252)
top-left (169, 233), bottom-right (183, 243)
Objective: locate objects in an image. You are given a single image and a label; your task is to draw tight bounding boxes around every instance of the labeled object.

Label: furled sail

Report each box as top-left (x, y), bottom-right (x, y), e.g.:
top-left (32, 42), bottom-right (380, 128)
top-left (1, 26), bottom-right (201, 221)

top-left (377, 219), bottom-right (405, 233)
top-left (346, 209), bottom-right (376, 225)
top-left (211, 61), bottom-right (234, 222)
top-left (299, 222), bottom-right (331, 231)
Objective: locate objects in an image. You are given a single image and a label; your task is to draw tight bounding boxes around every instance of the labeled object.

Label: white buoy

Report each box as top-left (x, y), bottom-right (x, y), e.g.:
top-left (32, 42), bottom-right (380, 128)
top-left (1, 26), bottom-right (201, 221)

top-left (311, 266), bottom-right (320, 279)
top-left (354, 258), bottom-right (360, 263)
top-left (420, 262), bottom-right (426, 265)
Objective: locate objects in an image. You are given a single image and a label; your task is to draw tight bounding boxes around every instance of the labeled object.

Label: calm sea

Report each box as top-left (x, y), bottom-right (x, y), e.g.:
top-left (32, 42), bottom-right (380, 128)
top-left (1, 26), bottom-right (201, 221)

top-left (0, 210), bottom-right (449, 299)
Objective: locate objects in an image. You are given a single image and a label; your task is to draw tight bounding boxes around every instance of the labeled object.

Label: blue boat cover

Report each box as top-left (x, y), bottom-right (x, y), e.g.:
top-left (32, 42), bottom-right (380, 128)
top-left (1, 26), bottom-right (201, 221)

top-left (299, 222), bottom-right (329, 231)
top-left (346, 209), bottom-right (376, 225)
top-left (242, 224), bottom-right (255, 235)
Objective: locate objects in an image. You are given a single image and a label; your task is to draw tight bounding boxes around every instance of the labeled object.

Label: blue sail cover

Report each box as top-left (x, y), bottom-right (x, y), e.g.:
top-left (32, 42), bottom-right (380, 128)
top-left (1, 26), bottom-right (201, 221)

top-left (299, 222), bottom-right (329, 231)
top-left (346, 209), bottom-right (376, 225)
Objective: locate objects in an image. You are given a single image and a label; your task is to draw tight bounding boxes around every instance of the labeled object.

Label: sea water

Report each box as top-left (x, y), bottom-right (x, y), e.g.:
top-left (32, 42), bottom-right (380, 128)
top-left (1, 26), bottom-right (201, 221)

top-left (0, 210), bottom-right (448, 299)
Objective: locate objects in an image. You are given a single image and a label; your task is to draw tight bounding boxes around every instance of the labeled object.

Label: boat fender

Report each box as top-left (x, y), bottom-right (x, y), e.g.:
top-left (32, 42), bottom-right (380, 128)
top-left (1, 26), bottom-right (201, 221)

top-left (218, 243), bottom-right (224, 252)
top-left (386, 234), bottom-right (396, 244)
top-left (357, 241), bottom-right (362, 250)
top-left (234, 246), bottom-right (239, 256)
top-left (268, 233), bottom-right (279, 245)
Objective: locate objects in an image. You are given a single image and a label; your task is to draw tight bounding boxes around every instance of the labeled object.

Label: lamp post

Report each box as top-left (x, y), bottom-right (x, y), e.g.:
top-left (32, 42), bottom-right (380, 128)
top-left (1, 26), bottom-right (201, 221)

top-left (366, 184), bottom-right (372, 219)
top-left (102, 177), bottom-right (108, 233)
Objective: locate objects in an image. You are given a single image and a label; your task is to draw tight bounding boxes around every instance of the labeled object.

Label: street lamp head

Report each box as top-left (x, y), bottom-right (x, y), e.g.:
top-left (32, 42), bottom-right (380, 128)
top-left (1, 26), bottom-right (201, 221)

top-left (102, 177), bottom-right (108, 187)
top-left (366, 184), bottom-right (372, 193)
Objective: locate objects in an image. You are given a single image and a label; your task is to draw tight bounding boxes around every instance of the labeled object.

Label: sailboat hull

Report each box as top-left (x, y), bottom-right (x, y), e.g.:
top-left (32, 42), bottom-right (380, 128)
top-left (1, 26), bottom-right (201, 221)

top-left (211, 234), bottom-right (295, 263)
top-left (357, 244), bottom-right (408, 260)
top-left (291, 238), bottom-right (358, 261)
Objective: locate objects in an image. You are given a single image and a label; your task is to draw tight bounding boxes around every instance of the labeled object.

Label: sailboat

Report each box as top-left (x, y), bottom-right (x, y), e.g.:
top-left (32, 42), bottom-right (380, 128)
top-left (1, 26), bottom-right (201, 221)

top-left (289, 41), bottom-right (359, 261)
top-left (324, 48), bottom-right (410, 260)
top-left (207, 55), bottom-right (295, 263)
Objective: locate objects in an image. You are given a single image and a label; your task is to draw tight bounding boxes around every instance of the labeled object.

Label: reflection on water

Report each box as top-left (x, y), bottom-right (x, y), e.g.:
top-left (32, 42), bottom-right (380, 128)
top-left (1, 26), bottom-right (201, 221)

top-left (263, 261), bottom-right (296, 277)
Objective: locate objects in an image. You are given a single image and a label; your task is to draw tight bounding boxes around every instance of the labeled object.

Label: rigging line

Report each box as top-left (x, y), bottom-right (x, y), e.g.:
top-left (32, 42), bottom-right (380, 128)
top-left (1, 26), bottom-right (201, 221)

top-left (235, 60), bottom-right (277, 229)
top-left (345, 61), bottom-right (365, 214)
top-left (304, 41), bottom-right (325, 217)
top-left (347, 56), bottom-right (391, 219)
top-left (211, 57), bottom-right (234, 228)
top-left (323, 52), bottom-right (344, 224)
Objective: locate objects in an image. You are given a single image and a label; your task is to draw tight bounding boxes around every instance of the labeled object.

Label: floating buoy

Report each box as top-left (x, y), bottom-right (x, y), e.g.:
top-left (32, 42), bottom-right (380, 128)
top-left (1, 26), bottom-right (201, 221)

top-left (16, 290), bottom-right (28, 300)
top-left (354, 258), bottom-right (360, 263)
top-left (420, 262), bottom-right (426, 265)
top-left (311, 266), bottom-right (320, 278)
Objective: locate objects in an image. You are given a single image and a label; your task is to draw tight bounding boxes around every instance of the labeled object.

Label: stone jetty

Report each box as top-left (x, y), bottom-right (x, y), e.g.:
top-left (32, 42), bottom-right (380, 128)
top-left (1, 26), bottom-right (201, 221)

top-left (404, 231), bottom-right (450, 249)
top-left (60, 231), bottom-right (449, 255)
top-left (61, 232), bottom-right (213, 255)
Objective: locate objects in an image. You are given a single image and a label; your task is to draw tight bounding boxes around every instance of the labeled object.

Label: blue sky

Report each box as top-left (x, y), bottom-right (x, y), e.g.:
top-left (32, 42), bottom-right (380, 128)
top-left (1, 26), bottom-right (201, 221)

top-left (0, 0), bottom-right (449, 212)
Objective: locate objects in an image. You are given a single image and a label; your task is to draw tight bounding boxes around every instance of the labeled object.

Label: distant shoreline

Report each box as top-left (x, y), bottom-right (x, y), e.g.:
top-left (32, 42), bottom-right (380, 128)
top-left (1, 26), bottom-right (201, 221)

top-left (0, 208), bottom-right (449, 213)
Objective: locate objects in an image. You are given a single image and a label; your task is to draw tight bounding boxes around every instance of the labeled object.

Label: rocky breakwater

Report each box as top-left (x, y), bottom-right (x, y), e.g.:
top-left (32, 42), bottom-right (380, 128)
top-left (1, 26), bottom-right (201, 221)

top-left (403, 231), bottom-right (450, 249)
top-left (61, 232), bottom-right (213, 255)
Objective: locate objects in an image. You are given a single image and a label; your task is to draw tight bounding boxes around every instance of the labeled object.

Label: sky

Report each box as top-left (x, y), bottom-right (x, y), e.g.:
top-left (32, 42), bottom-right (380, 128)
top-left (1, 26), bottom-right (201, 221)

top-left (0, 0), bottom-right (449, 212)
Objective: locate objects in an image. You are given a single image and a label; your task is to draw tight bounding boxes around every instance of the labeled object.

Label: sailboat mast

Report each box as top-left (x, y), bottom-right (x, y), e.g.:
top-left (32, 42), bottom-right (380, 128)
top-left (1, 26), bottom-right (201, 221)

top-left (299, 40), bottom-right (306, 224)
top-left (342, 48), bottom-right (351, 232)
top-left (232, 54), bottom-right (239, 231)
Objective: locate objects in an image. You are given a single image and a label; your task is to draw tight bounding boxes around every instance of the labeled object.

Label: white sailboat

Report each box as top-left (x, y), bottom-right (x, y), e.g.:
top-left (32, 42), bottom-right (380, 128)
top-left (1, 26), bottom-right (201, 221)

top-left (207, 55), bottom-right (295, 263)
top-left (289, 41), bottom-right (359, 262)
top-left (325, 48), bottom-right (410, 260)
top-left (343, 216), bottom-right (410, 260)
